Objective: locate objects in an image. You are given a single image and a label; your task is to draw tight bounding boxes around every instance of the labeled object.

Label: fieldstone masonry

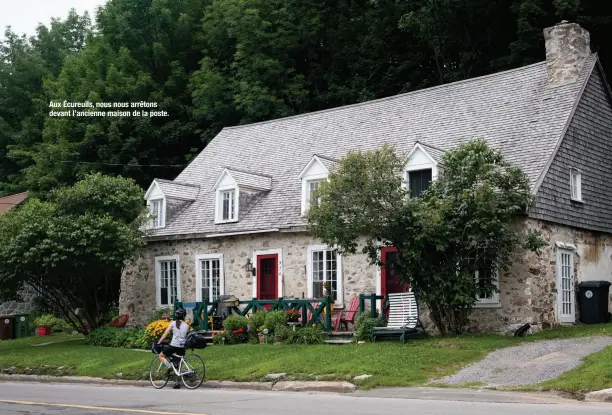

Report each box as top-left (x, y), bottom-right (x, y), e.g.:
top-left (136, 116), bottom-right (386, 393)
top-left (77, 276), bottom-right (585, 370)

top-left (544, 21), bottom-right (591, 87)
top-left (120, 232), bottom-right (377, 326)
top-left (0, 287), bottom-right (38, 316)
top-left (121, 218), bottom-right (612, 332)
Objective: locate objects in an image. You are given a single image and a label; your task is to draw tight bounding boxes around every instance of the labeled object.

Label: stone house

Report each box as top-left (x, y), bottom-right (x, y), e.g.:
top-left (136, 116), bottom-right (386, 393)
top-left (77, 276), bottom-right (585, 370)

top-left (120, 22), bottom-right (612, 332)
top-left (0, 192), bottom-right (37, 315)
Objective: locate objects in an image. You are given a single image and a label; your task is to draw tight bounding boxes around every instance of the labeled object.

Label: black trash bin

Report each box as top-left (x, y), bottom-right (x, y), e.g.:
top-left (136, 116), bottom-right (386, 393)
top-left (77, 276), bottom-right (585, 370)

top-left (578, 281), bottom-right (611, 324)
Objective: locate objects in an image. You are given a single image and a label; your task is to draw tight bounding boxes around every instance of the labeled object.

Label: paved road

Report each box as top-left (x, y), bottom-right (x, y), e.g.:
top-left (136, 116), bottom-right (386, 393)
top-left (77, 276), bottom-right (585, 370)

top-left (0, 382), bottom-right (611, 415)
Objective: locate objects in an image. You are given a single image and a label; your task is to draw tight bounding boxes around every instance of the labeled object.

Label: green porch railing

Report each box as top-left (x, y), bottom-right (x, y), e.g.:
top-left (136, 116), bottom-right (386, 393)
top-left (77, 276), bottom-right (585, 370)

top-left (359, 293), bottom-right (388, 318)
top-left (174, 297), bottom-right (333, 332)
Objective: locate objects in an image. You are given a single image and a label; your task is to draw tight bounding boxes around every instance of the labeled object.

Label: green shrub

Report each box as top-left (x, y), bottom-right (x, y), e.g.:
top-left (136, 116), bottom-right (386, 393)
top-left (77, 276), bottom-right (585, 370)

top-left (355, 312), bottom-right (386, 342)
top-left (264, 310), bottom-right (287, 334)
top-left (34, 314), bottom-right (72, 332)
top-left (284, 326), bottom-right (324, 344)
top-left (87, 327), bottom-right (150, 349)
top-left (248, 311), bottom-right (267, 331)
top-left (223, 315), bottom-right (249, 332)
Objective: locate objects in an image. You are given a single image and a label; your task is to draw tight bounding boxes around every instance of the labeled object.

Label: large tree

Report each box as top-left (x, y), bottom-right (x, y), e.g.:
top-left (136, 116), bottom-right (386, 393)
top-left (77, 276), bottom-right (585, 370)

top-left (0, 173), bottom-right (147, 334)
top-left (306, 140), bottom-right (546, 334)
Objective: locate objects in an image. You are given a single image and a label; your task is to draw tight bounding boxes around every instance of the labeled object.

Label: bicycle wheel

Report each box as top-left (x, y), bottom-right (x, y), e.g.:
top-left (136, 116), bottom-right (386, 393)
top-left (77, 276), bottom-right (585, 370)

top-left (180, 354), bottom-right (205, 389)
top-left (149, 356), bottom-right (170, 389)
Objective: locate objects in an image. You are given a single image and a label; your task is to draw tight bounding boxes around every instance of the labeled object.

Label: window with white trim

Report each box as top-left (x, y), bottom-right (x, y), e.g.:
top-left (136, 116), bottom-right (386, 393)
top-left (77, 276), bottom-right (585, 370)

top-left (197, 255), bottom-right (223, 302)
top-left (570, 168), bottom-right (582, 202)
top-left (307, 179), bottom-right (322, 207)
top-left (156, 258), bottom-right (179, 307)
top-left (311, 248), bottom-right (338, 301)
top-left (475, 266), bottom-right (500, 305)
top-left (221, 189), bottom-right (235, 220)
top-left (150, 199), bottom-right (164, 228)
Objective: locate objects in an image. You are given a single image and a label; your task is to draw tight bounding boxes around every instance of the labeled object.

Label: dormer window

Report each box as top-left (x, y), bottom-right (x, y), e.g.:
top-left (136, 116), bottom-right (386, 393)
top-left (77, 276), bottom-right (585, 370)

top-left (150, 199), bottom-right (165, 228)
top-left (221, 189), bottom-right (236, 221)
top-left (212, 168), bottom-right (271, 224)
top-left (404, 142), bottom-right (442, 197)
top-left (299, 155), bottom-right (338, 215)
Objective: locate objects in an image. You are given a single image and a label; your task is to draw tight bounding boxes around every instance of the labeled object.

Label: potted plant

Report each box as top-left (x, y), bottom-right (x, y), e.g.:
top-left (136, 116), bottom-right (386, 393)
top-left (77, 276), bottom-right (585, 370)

top-left (34, 315), bottom-right (55, 336)
top-left (258, 327), bottom-right (265, 343)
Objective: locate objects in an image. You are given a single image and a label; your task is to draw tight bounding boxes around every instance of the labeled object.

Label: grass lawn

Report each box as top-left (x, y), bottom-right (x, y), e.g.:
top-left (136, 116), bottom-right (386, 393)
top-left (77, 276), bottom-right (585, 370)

top-left (2, 323), bottom-right (612, 391)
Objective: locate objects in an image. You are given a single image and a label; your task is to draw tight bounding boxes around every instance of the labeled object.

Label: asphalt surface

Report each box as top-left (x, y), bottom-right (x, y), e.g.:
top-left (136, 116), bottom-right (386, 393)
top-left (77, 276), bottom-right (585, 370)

top-left (1, 382), bottom-right (611, 415)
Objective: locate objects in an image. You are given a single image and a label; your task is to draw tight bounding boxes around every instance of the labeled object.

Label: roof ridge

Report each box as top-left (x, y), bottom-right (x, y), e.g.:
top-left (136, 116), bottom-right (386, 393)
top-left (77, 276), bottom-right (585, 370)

top-left (221, 60), bottom-right (548, 132)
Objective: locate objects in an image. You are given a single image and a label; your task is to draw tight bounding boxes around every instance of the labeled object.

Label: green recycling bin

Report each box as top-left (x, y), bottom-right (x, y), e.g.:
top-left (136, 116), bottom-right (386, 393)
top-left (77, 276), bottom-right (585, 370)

top-left (13, 314), bottom-right (31, 338)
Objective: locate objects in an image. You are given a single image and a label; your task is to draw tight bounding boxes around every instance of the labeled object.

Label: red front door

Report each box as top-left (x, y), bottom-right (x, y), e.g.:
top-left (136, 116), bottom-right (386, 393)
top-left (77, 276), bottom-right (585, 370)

top-left (381, 247), bottom-right (409, 295)
top-left (257, 254), bottom-right (278, 305)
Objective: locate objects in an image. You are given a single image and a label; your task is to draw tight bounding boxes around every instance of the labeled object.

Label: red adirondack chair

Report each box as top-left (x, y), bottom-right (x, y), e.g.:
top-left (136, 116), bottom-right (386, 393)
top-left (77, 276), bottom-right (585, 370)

top-left (332, 296), bottom-right (359, 331)
top-left (107, 314), bottom-right (129, 328)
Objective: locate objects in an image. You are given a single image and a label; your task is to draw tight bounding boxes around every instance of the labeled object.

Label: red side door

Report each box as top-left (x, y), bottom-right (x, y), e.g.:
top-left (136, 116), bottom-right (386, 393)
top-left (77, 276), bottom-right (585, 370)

top-left (257, 254), bottom-right (278, 310)
top-left (381, 247), bottom-right (409, 295)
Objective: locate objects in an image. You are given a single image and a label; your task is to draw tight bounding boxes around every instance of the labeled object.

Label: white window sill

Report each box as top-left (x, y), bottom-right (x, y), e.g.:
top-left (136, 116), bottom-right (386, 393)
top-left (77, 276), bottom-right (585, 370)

top-left (570, 197), bottom-right (584, 203)
top-left (215, 219), bottom-right (239, 224)
top-left (474, 302), bottom-right (501, 309)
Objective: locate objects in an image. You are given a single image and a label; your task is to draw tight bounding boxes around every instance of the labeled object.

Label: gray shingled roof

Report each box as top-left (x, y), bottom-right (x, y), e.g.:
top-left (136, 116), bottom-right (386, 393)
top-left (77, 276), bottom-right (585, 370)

top-left (155, 179), bottom-right (199, 200)
top-left (222, 169), bottom-right (272, 191)
top-left (416, 142), bottom-right (446, 165)
top-left (148, 55), bottom-right (597, 238)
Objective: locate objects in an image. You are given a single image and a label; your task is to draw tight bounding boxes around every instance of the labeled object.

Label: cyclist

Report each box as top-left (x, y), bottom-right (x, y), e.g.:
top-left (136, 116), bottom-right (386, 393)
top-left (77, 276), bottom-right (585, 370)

top-left (157, 307), bottom-right (190, 389)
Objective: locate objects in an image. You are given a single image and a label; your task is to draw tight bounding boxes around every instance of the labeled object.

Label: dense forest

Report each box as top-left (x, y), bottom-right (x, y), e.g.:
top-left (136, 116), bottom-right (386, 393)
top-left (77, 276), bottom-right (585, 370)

top-left (0, 0), bottom-right (610, 196)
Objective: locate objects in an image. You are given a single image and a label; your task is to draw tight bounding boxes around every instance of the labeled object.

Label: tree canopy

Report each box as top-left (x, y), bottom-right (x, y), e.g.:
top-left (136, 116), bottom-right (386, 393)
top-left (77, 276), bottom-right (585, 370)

top-left (0, 173), bottom-right (147, 333)
top-left (306, 140), bottom-right (546, 334)
top-left (0, 0), bottom-right (610, 195)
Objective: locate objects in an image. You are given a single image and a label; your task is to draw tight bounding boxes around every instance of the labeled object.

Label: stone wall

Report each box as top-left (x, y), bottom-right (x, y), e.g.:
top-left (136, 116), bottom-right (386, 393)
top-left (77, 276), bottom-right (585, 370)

top-left (121, 219), bottom-right (612, 332)
top-left (0, 287), bottom-right (38, 316)
top-left (468, 218), bottom-right (612, 333)
top-left (119, 232), bottom-right (377, 326)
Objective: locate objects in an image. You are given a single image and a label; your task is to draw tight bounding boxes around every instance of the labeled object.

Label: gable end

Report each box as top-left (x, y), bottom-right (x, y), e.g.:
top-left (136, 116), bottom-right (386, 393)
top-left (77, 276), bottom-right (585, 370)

top-left (530, 63), bottom-right (612, 233)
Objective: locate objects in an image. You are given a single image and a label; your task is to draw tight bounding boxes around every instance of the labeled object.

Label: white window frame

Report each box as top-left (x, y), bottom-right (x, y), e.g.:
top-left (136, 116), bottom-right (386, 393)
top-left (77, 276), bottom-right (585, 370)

top-left (301, 175), bottom-right (328, 215)
top-left (195, 254), bottom-right (224, 303)
top-left (155, 255), bottom-right (181, 308)
top-left (148, 198), bottom-right (166, 228)
top-left (306, 244), bottom-right (343, 306)
top-left (556, 247), bottom-right (576, 323)
top-left (474, 267), bottom-right (501, 307)
top-left (215, 185), bottom-right (239, 223)
top-left (403, 143), bottom-right (439, 192)
top-left (570, 168), bottom-right (583, 202)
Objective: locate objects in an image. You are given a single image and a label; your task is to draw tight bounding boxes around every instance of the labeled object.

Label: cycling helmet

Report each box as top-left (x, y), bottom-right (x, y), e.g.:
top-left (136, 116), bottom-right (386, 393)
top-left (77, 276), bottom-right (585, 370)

top-left (175, 308), bottom-right (187, 320)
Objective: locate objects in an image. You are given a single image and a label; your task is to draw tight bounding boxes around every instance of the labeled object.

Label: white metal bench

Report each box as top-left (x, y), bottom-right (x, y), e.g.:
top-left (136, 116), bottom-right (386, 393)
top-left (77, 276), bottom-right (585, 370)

top-left (371, 292), bottom-right (426, 343)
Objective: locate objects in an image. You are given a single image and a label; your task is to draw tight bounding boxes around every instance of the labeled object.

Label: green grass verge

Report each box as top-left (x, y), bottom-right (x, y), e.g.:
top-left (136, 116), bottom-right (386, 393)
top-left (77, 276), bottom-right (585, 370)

top-left (2, 323), bottom-right (612, 391)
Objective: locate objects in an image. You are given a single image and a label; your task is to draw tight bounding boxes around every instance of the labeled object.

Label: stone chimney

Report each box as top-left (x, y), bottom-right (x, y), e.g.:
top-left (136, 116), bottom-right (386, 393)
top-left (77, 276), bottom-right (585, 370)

top-left (544, 21), bottom-right (591, 87)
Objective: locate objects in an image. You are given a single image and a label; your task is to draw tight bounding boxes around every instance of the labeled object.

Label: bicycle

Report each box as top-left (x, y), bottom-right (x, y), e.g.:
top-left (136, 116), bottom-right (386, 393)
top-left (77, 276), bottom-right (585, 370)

top-left (149, 335), bottom-right (207, 389)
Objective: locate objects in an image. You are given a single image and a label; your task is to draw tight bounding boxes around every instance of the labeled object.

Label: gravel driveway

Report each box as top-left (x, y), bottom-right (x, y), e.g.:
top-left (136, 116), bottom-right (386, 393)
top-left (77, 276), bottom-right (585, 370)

top-left (437, 336), bottom-right (612, 387)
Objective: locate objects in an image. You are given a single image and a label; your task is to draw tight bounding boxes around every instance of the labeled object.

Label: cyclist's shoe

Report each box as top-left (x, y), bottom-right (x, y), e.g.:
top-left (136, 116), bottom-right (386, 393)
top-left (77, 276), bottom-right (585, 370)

top-left (172, 383), bottom-right (181, 389)
top-left (166, 367), bottom-right (173, 376)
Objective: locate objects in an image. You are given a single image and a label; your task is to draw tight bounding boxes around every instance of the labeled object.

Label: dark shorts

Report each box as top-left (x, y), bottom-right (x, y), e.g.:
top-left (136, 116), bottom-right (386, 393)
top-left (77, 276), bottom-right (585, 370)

top-left (162, 345), bottom-right (185, 358)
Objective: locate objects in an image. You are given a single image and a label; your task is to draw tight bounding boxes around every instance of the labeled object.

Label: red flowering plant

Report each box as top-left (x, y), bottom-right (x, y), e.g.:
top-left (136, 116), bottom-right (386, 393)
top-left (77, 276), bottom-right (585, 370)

top-left (285, 310), bottom-right (300, 322)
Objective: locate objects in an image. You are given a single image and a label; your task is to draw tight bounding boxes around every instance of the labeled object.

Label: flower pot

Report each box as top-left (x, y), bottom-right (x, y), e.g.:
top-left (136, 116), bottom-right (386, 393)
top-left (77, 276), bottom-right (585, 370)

top-left (274, 335), bottom-right (281, 344)
top-left (258, 334), bottom-right (264, 343)
top-left (37, 327), bottom-right (51, 336)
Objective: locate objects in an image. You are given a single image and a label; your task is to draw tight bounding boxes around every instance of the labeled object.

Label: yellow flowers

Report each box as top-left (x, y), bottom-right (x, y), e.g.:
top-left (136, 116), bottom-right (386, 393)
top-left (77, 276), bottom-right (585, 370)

top-left (145, 319), bottom-right (170, 339)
